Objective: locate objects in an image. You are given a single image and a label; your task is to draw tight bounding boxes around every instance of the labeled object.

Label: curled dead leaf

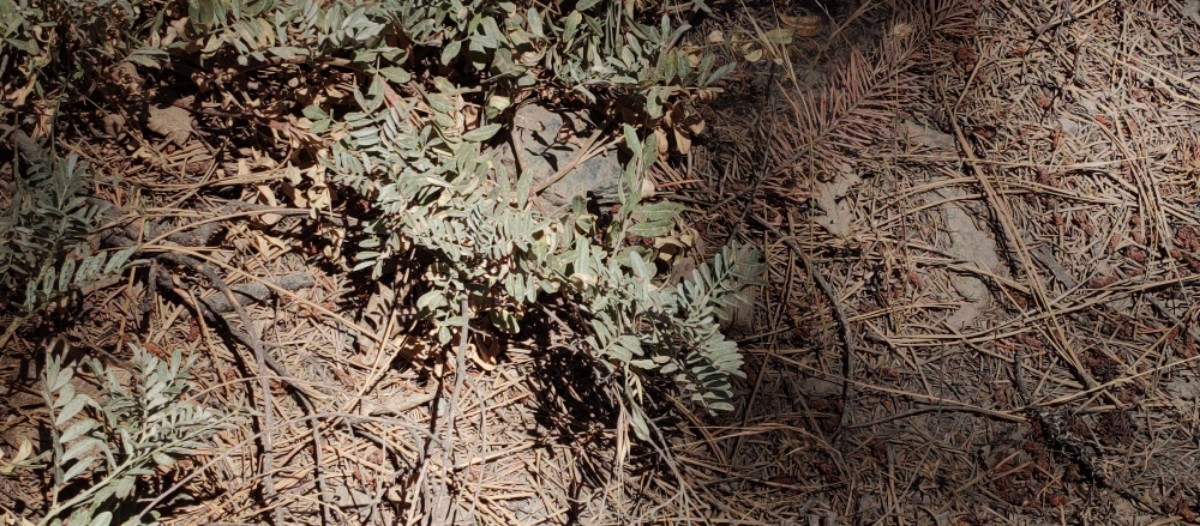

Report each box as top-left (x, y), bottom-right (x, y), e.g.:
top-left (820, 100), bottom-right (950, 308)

top-left (640, 177), bottom-right (656, 199)
top-left (764, 27), bottom-right (793, 45)
top-left (569, 272), bottom-right (596, 289)
top-left (102, 112), bottom-right (127, 137)
top-left (888, 22), bottom-right (914, 39)
top-left (792, 15), bottom-right (824, 37)
top-left (147, 104), bottom-right (195, 146)
top-left (674, 127), bottom-right (692, 154)
top-left (253, 184), bottom-right (282, 226)
top-left (282, 180), bottom-right (307, 208)
top-left (654, 127), bottom-right (670, 157)
top-left (471, 337), bottom-right (499, 371)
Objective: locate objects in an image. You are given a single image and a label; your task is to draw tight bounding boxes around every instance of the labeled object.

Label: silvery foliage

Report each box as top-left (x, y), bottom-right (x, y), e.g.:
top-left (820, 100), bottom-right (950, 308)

top-left (40, 344), bottom-right (230, 526)
top-left (7, 0), bottom-right (750, 435)
top-left (283, 2), bottom-right (758, 431)
top-left (167, 0), bottom-right (752, 422)
top-left (0, 154), bottom-right (135, 316)
top-left (170, 0), bottom-right (729, 122)
top-left (328, 78), bottom-right (762, 434)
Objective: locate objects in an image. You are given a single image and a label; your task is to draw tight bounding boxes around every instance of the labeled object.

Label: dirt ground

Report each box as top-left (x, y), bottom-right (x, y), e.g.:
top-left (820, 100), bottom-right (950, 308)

top-left (4, 0), bottom-right (1200, 524)
top-left (668, 0), bottom-right (1200, 523)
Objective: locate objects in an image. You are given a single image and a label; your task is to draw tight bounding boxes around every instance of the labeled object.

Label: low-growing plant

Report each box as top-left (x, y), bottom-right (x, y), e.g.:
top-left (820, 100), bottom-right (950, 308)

top-left (3, 0), bottom-right (757, 445)
top-left (170, 0), bottom-right (758, 429)
top-left (0, 151), bottom-right (136, 346)
top-left (40, 342), bottom-right (229, 526)
top-left (310, 43), bottom-right (756, 435)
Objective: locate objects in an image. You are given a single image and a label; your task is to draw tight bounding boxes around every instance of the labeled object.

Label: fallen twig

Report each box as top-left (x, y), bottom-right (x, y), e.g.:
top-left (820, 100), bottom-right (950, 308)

top-left (747, 211), bottom-right (858, 430)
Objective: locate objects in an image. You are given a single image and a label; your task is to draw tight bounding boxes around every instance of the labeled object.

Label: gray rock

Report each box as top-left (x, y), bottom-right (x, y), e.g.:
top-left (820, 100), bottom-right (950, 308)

top-left (494, 104), bottom-right (623, 209)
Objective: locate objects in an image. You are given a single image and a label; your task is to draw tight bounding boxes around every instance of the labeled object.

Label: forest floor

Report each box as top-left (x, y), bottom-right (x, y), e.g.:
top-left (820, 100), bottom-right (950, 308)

top-left (678, 0), bottom-right (1200, 524)
top-left (4, 0), bottom-right (1200, 524)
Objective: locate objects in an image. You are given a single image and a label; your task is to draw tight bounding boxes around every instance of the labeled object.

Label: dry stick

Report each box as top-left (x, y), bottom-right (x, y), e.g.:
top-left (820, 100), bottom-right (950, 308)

top-left (1028, 0), bottom-right (1077, 45)
top-left (156, 251), bottom-right (283, 526)
top-left (143, 205), bottom-right (347, 247)
top-left (464, 374), bottom-right (486, 520)
top-left (879, 271), bottom-right (1200, 352)
top-left (725, 61), bottom-right (779, 467)
top-left (263, 307), bottom-right (336, 526)
top-left (665, 397), bottom-right (727, 467)
top-left (1103, 48), bottom-right (1200, 106)
top-left (419, 300), bottom-right (470, 525)
top-left (529, 127), bottom-right (615, 196)
top-left (437, 298), bottom-right (473, 524)
top-left (846, 404), bottom-right (1018, 429)
top-left (746, 212), bottom-right (857, 428)
top-left (1035, 0), bottom-right (1111, 40)
top-left (1028, 246), bottom-right (1172, 393)
top-left (1094, 112), bottom-right (1171, 253)
top-left (343, 303), bottom-right (425, 416)
top-left (726, 59), bottom-right (777, 242)
top-left (196, 272), bottom-right (314, 314)
top-left (1042, 350), bottom-right (1200, 409)
top-left (151, 245), bottom-right (390, 347)
top-left (157, 250), bottom-right (333, 525)
top-left (820, 374), bottom-right (1025, 424)
top-left (135, 411), bottom-right (442, 524)
top-left (942, 98), bottom-right (1108, 404)
top-left (206, 327), bottom-right (336, 525)
top-left (636, 405), bottom-right (709, 525)
top-left (1011, 351), bottom-right (1160, 511)
top-left (155, 241), bottom-right (427, 523)
top-left (136, 248), bottom-right (321, 397)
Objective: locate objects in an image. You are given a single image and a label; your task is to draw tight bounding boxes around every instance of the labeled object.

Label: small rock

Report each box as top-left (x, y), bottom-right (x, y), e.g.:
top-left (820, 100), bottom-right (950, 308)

top-left (494, 104), bottom-right (623, 209)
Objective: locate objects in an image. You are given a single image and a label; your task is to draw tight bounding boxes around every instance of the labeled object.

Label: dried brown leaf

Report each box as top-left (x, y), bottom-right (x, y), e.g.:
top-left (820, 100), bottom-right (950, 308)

top-left (147, 104), bottom-right (195, 146)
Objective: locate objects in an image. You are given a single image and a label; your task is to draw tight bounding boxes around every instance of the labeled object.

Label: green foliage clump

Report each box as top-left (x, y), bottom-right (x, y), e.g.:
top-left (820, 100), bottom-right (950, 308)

top-left (0, 0), bottom-right (148, 114)
top-left (1, 0), bottom-right (757, 440)
top-left (294, 1), bottom-right (754, 425)
top-left (0, 2), bottom-right (765, 525)
top-left (163, 0), bottom-right (757, 428)
top-left (1, 0), bottom-right (144, 322)
top-left (39, 344), bottom-right (229, 526)
top-left (0, 153), bottom-right (134, 317)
